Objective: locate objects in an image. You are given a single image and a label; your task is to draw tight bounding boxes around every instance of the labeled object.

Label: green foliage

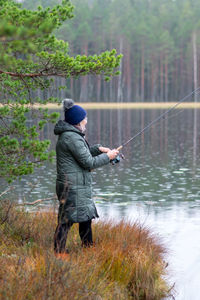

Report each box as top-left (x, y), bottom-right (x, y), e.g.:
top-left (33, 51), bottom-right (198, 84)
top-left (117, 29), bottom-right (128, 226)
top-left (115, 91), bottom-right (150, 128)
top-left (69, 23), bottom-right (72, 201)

top-left (0, 0), bottom-right (122, 182)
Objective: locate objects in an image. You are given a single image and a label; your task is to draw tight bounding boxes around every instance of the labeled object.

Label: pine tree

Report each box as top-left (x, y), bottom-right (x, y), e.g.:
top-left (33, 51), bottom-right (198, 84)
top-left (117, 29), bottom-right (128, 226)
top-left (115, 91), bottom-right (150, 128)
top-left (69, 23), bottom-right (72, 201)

top-left (0, 0), bottom-right (122, 182)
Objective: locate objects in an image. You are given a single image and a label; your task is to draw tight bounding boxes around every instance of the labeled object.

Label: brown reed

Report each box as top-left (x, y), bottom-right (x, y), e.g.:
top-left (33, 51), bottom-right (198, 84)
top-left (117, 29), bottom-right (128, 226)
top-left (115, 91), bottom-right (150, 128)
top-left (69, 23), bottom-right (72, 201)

top-left (0, 200), bottom-right (172, 300)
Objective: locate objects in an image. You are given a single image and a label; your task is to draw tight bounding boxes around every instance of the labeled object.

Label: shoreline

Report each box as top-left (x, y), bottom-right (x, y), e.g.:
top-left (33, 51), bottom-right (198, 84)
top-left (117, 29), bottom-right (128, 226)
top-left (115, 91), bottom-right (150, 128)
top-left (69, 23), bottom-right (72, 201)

top-left (0, 202), bottom-right (171, 299)
top-left (1, 102), bottom-right (200, 109)
top-left (33, 102), bottom-right (200, 109)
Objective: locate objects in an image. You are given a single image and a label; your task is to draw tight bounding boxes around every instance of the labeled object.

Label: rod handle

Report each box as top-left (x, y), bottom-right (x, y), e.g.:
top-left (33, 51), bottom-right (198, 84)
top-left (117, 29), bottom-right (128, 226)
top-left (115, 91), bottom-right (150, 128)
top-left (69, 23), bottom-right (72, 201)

top-left (117, 145), bottom-right (123, 151)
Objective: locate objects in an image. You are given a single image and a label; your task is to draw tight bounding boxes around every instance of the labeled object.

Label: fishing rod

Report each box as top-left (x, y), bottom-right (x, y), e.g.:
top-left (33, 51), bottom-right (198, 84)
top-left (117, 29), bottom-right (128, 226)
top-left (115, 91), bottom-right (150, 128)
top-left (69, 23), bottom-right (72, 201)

top-left (111, 86), bottom-right (200, 164)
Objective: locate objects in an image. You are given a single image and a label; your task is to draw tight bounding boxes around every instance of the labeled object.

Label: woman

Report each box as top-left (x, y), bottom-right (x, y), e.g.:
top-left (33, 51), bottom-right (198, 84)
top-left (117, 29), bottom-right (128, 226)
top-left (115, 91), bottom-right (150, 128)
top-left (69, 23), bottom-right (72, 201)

top-left (54, 99), bottom-right (119, 253)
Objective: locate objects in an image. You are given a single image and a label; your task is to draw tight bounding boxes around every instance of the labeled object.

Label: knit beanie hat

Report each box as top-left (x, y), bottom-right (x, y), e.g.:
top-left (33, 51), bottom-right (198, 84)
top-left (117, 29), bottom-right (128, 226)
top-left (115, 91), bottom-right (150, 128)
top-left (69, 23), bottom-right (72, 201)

top-left (63, 99), bottom-right (87, 125)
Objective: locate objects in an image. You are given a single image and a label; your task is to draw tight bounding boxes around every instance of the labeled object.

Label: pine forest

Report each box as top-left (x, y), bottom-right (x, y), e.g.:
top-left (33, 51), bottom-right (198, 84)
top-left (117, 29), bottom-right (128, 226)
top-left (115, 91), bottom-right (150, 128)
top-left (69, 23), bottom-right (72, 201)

top-left (24, 0), bottom-right (200, 102)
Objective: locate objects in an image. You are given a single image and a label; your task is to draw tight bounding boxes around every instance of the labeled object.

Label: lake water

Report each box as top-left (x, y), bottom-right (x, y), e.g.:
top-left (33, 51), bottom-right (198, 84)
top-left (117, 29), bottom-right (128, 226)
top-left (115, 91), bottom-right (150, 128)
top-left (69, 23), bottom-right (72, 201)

top-left (4, 108), bottom-right (200, 299)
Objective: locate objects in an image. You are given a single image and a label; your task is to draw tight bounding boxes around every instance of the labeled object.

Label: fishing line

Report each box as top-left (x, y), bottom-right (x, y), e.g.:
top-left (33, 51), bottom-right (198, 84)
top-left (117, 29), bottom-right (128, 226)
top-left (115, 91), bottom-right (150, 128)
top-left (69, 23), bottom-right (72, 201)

top-left (110, 87), bottom-right (200, 164)
top-left (117, 87), bottom-right (200, 151)
top-left (164, 108), bottom-right (185, 121)
top-left (120, 107), bottom-right (186, 156)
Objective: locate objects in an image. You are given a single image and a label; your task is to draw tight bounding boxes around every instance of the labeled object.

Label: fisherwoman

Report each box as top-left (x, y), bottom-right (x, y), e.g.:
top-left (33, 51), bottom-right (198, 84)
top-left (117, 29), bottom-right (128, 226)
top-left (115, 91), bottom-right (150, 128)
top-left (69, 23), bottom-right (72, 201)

top-left (54, 99), bottom-right (119, 253)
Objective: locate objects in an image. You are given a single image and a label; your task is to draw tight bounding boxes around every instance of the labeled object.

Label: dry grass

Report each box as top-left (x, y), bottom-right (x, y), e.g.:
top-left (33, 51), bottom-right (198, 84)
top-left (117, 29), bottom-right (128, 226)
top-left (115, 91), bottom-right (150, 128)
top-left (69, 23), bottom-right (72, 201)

top-left (31, 102), bottom-right (200, 110)
top-left (0, 200), bottom-right (172, 300)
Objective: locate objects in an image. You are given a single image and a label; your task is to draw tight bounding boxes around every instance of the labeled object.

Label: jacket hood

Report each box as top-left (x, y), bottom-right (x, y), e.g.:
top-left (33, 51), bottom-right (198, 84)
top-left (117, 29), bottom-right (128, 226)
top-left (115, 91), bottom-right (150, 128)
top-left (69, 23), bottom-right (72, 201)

top-left (54, 120), bottom-right (84, 136)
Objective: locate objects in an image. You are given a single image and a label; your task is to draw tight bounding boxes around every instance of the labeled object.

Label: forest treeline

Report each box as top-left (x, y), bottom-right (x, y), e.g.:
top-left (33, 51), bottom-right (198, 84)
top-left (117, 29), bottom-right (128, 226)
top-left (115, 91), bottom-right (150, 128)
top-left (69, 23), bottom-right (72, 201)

top-left (23, 0), bottom-right (200, 102)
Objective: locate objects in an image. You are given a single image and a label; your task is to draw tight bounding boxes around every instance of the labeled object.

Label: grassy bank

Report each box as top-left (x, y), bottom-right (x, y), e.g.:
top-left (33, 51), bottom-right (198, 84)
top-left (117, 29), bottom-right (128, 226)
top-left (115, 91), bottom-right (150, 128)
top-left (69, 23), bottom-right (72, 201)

top-left (0, 201), bottom-right (172, 300)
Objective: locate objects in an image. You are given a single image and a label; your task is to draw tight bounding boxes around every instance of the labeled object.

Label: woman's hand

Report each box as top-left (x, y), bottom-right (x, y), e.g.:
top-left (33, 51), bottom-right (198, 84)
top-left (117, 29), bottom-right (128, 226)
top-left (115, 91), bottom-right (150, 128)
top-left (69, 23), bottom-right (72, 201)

top-left (106, 149), bottom-right (119, 160)
top-left (99, 146), bottom-right (111, 153)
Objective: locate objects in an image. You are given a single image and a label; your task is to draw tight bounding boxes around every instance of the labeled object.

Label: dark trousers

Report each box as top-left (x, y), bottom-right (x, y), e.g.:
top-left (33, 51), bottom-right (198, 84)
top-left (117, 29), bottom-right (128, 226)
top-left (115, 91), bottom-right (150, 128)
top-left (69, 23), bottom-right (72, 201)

top-left (54, 219), bottom-right (93, 253)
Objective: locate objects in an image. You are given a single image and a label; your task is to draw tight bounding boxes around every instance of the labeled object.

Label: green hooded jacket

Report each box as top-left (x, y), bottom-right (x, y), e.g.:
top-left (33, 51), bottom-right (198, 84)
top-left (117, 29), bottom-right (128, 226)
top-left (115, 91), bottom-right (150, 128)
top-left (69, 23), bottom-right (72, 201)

top-left (54, 120), bottom-right (110, 223)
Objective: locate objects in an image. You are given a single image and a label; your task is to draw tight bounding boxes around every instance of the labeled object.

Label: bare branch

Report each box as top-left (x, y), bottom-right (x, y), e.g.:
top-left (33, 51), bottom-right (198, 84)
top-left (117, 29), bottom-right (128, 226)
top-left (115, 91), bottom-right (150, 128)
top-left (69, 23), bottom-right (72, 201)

top-left (18, 195), bottom-right (57, 206)
top-left (0, 70), bottom-right (66, 78)
top-left (0, 187), bottom-right (13, 198)
top-left (0, 67), bottom-right (101, 79)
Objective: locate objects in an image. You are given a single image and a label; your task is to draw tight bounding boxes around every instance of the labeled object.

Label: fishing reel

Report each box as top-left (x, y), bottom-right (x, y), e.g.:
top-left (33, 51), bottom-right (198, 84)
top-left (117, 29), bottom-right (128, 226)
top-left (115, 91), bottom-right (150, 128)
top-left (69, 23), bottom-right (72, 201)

top-left (110, 153), bottom-right (125, 165)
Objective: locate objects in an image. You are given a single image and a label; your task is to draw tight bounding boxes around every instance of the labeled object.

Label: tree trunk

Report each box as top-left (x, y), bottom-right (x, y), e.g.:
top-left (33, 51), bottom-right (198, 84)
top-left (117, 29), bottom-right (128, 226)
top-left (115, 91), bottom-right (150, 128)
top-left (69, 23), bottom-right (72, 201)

top-left (193, 31), bottom-right (198, 99)
top-left (80, 43), bottom-right (88, 101)
top-left (180, 49), bottom-right (184, 97)
top-left (151, 57), bottom-right (155, 101)
top-left (151, 56), bottom-right (158, 101)
top-left (164, 54), bottom-right (168, 102)
top-left (70, 78), bottom-right (74, 99)
top-left (141, 42), bottom-right (145, 101)
top-left (125, 41), bottom-right (131, 102)
top-left (160, 54), bottom-right (163, 101)
top-left (117, 36), bottom-right (123, 102)
top-left (96, 76), bottom-right (101, 102)
top-left (192, 31), bottom-right (198, 166)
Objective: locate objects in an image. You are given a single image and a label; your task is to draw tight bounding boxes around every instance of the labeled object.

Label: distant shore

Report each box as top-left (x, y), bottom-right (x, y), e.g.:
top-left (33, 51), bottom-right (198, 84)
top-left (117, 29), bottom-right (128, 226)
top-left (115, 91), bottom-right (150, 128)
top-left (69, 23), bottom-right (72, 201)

top-left (32, 102), bottom-right (200, 109)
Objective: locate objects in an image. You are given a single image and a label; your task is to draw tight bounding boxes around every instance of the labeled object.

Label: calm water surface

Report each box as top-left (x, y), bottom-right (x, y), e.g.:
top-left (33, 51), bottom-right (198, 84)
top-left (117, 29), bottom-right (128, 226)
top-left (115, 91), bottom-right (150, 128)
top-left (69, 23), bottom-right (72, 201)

top-left (5, 108), bottom-right (200, 300)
